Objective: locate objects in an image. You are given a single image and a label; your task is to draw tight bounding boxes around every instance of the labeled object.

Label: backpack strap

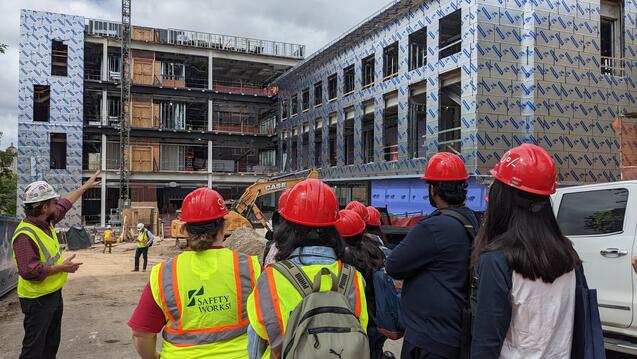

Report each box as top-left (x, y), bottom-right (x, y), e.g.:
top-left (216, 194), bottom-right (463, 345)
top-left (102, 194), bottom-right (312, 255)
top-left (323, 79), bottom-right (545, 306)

top-left (272, 260), bottom-right (314, 297)
top-left (336, 263), bottom-right (355, 298)
top-left (438, 209), bottom-right (477, 240)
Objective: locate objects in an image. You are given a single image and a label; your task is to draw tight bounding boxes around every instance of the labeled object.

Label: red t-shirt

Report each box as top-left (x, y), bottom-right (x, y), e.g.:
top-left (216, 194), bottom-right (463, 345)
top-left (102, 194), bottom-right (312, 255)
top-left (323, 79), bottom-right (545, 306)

top-left (128, 283), bottom-right (166, 333)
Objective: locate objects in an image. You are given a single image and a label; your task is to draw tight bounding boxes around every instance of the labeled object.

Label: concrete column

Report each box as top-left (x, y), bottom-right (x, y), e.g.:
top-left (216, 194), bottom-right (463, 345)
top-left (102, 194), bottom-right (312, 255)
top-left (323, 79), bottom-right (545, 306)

top-left (373, 94), bottom-right (385, 162)
top-left (208, 174), bottom-right (213, 188)
top-left (208, 141), bottom-right (213, 173)
top-left (208, 100), bottom-right (213, 131)
top-left (354, 103), bottom-right (363, 164)
top-left (208, 53), bottom-right (213, 90)
top-left (102, 39), bottom-right (108, 81)
top-left (101, 90), bottom-right (108, 125)
top-left (100, 134), bottom-right (107, 227)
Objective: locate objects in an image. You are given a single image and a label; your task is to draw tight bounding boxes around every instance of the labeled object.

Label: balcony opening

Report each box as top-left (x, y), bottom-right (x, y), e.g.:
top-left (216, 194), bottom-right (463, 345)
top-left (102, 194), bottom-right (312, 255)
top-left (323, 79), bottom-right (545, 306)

top-left (82, 135), bottom-right (101, 171)
top-left (383, 97), bottom-right (398, 161)
top-left (314, 82), bottom-right (323, 106)
top-left (160, 143), bottom-right (208, 172)
top-left (328, 114), bottom-right (337, 166)
top-left (51, 40), bottom-right (68, 77)
top-left (439, 10), bottom-right (462, 59)
top-left (108, 48), bottom-right (122, 81)
top-left (344, 109), bottom-right (355, 165)
top-left (409, 27), bottom-right (428, 70)
top-left (50, 133), bottom-right (67, 169)
top-left (213, 101), bottom-right (271, 135)
top-left (302, 88), bottom-right (310, 111)
top-left (108, 95), bottom-right (121, 126)
top-left (409, 82), bottom-right (427, 159)
top-left (158, 101), bottom-right (186, 130)
top-left (302, 125), bottom-right (310, 168)
top-left (291, 95), bottom-right (298, 116)
top-left (438, 71), bottom-right (462, 153)
top-left (106, 142), bottom-right (121, 170)
top-left (344, 65), bottom-right (355, 95)
top-left (160, 61), bottom-right (186, 87)
top-left (211, 145), bottom-right (258, 173)
top-left (601, 0), bottom-right (625, 76)
top-left (328, 74), bottom-right (338, 101)
top-left (383, 42), bottom-right (399, 80)
top-left (83, 90), bottom-right (102, 126)
top-left (314, 118), bottom-right (323, 167)
top-left (33, 85), bottom-right (50, 122)
top-left (281, 99), bottom-right (289, 119)
top-left (258, 149), bottom-right (276, 172)
top-left (362, 102), bottom-right (374, 163)
top-left (362, 55), bottom-right (375, 88)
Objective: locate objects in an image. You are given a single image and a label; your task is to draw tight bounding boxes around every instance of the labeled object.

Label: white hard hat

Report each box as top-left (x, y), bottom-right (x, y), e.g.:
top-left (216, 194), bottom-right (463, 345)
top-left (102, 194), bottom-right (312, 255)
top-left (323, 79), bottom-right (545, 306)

top-left (137, 223), bottom-right (144, 230)
top-left (107, 225), bottom-right (112, 229)
top-left (24, 181), bottom-right (60, 204)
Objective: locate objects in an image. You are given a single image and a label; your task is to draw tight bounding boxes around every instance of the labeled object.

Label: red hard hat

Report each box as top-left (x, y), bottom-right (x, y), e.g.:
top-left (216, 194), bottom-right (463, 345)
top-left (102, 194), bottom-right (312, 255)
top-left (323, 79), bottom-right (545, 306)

top-left (278, 179), bottom-right (339, 227)
top-left (490, 144), bottom-right (557, 195)
top-left (181, 188), bottom-right (229, 223)
top-left (335, 210), bottom-right (366, 238)
top-left (366, 206), bottom-right (381, 227)
top-left (345, 201), bottom-right (370, 222)
top-left (422, 152), bottom-right (469, 181)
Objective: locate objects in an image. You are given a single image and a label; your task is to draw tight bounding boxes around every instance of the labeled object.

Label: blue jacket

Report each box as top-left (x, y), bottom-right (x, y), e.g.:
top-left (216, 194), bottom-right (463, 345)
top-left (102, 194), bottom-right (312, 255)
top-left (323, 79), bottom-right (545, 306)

top-left (386, 207), bottom-right (479, 358)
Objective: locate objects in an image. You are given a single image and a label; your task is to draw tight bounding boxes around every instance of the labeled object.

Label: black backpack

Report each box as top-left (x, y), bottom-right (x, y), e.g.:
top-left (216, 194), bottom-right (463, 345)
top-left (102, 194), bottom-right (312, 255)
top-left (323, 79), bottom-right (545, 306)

top-left (436, 209), bottom-right (477, 359)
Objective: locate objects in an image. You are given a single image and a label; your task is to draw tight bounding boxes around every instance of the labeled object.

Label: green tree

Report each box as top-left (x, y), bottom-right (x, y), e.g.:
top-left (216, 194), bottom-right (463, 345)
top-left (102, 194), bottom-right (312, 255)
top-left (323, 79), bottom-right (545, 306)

top-left (0, 148), bottom-right (17, 216)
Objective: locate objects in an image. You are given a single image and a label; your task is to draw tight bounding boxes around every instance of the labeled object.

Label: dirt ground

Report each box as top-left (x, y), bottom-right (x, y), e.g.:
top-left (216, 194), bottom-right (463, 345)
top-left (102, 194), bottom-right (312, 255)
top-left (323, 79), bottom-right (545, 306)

top-left (0, 238), bottom-right (403, 358)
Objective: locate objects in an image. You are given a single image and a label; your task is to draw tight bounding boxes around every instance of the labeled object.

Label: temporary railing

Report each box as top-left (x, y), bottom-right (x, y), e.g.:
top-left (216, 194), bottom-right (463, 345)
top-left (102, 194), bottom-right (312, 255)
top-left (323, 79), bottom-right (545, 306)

top-left (439, 37), bottom-right (462, 59)
top-left (86, 19), bottom-right (305, 59)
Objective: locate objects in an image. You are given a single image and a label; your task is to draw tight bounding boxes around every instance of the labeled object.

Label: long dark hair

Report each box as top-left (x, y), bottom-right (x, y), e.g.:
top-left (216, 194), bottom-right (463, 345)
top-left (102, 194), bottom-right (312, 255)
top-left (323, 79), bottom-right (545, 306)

top-left (341, 234), bottom-right (385, 280)
top-left (471, 180), bottom-right (581, 283)
top-left (185, 218), bottom-right (224, 251)
top-left (274, 219), bottom-right (344, 261)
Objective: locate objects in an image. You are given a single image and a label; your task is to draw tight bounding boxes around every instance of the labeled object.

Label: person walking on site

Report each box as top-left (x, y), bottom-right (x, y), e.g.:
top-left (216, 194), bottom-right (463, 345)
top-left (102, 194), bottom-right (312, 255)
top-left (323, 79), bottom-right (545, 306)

top-left (386, 153), bottom-right (479, 359)
top-left (11, 171), bottom-right (100, 359)
top-left (103, 225), bottom-right (113, 254)
top-left (128, 188), bottom-right (260, 359)
top-left (132, 223), bottom-right (153, 272)
top-left (337, 209), bottom-right (387, 359)
top-left (470, 144), bottom-right (582, 359)
top-left (246, 179), bottom-right (369, 359)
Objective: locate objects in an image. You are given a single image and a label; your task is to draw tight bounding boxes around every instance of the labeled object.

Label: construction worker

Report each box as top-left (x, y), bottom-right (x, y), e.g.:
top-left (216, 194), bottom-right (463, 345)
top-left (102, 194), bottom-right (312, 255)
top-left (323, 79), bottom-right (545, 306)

top-left (128, 188), bottom-right (260, 359)
top-left (132, 223), bottom-right (153, 272)
top-left (346, 200), bottom-right (370, 223)
top-left (103, 225), bottom-right (113, 254)
top-left (386, 153), bottom-right (479, 359)
top-left (11, 171), bottom-right (100, 359)
top-left (246, 179), bottom-right (368, 358)
top-left (471, 144), bottom-right (582, 358)
top-left (365, 205), bottom-right (387, 247)
top-left (337, 209), bottom-right (386, 359)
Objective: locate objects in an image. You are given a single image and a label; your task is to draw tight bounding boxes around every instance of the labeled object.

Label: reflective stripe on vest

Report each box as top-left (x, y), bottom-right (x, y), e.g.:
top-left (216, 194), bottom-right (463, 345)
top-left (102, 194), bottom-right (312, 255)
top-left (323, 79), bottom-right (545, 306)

top-left (256, 261), bottom-right (361, 358)
top-left (158, 252), bottom-right (255, 346)
top-left (14, 226), bottom-right (61, 265)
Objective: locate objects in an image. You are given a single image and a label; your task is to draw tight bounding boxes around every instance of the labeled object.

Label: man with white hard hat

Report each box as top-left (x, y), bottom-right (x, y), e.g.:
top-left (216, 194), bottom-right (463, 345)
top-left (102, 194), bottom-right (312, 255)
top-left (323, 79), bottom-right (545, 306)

top-left (11, 171), bottom-right (100, 358)
top-left (133, 222), bottom-right (154, 272)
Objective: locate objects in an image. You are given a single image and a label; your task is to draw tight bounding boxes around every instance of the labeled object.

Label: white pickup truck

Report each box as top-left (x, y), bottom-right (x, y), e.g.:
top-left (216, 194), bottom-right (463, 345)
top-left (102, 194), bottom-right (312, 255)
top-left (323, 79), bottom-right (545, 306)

top-left (552, 181), bottom-right (637, 355)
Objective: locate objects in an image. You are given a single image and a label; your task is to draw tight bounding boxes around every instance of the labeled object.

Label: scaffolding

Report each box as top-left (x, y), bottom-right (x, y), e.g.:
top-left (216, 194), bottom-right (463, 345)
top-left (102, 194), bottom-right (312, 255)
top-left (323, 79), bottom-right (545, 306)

top-left (118, 0), bottom-right (132, 213)
top-left (617, 113), bottom-right (637, 180)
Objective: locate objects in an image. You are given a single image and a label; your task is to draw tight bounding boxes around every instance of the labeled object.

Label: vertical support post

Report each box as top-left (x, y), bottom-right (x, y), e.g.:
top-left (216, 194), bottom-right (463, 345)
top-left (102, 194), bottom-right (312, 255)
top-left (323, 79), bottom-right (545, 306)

top-left (397, 85), bottom-right (410, 161)
top-left (102, 39), bottom-right (108, 81)
top-left (101, 90), bottom-right (108, 126)
top-left (337, 109), bottom-right (345, 166)
top-left (354, 103), bottom-right (363, 164)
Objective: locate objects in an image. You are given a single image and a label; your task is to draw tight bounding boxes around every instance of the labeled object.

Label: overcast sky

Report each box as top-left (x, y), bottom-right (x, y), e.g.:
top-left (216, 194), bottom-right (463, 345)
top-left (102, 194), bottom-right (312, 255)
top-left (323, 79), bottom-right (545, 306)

top-left (0, 0), bottom-right (390, 149)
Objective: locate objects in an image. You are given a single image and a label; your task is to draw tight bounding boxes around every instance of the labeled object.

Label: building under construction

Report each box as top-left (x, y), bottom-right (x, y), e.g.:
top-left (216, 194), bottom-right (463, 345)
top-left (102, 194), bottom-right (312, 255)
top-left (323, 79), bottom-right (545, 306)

top-left (17, 9), bottom-right (303, 227)
top-left (274, 0), bottom-right (637, 214)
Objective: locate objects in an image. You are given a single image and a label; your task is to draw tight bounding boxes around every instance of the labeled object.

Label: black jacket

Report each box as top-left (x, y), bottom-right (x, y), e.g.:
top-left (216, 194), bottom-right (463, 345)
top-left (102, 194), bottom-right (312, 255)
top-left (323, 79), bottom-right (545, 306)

top-left (386, 207), bottom-right (479, 358)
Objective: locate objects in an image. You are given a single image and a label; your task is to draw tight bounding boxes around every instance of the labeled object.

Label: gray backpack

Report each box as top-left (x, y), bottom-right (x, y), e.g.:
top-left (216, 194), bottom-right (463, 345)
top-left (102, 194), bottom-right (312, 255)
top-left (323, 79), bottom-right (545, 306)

top-left (272, 260), bottom-right (370, 359)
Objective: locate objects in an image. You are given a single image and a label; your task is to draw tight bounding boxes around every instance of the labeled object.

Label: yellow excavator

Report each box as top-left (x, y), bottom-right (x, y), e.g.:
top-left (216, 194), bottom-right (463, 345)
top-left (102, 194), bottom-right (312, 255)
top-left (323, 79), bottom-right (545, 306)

top-left (171, 169), bottom-right (319, 238)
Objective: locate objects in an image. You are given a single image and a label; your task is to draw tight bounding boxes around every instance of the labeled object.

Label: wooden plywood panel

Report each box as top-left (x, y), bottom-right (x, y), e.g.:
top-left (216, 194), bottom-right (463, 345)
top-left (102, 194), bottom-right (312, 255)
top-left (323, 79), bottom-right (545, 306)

top-left (132, 27), bottom-right (154, 42)
top-left (133, 58), bottom-right (154, 85)
top-left (162, 78), bottom-right (186, 88)
top-left (132, 98), bottom-right (153, 128)
top-left (153, 102), bottom-right (160, 127)
top-left (131, 145), bottom-right (154, 172)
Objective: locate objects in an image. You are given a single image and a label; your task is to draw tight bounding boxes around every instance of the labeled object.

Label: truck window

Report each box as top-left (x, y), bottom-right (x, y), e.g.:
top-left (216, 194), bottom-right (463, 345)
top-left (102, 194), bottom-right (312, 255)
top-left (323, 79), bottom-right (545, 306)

top-left (557, 188), bottom-right (628, 236)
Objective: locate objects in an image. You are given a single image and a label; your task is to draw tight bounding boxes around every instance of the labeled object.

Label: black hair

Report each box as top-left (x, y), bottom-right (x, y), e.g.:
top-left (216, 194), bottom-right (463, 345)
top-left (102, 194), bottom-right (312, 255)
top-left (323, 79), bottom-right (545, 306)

top-left (428, 180), bottom-right (468, 206)
top-left (185, 218), bottom-right (224, 251)
top-left (365, 225), bottom-right (384, 239)
top-left (341, 234), bottom-right (385, 281)
top-left (274, 219), bottom-right (344, 262)
top-left (471, 180), bottom-right (581, 283)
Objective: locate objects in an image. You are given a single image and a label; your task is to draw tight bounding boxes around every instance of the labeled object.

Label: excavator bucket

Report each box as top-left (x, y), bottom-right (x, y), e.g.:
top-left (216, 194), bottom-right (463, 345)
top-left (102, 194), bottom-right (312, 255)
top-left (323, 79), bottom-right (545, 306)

top-left (224, 210), bottom-right (253, 235)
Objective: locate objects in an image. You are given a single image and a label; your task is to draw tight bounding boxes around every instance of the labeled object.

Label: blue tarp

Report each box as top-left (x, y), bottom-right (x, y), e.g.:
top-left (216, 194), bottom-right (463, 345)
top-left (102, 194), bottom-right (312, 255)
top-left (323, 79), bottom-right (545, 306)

top-left (0, 216), bottom-right (19, 297)
top-left (371, 178), bottom-right (488, 215)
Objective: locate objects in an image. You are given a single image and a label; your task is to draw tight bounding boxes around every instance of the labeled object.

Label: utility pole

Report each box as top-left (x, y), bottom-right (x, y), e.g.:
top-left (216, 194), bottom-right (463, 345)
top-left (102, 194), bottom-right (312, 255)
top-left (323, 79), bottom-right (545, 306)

top-left (118, 0), bottom-right (131, 214)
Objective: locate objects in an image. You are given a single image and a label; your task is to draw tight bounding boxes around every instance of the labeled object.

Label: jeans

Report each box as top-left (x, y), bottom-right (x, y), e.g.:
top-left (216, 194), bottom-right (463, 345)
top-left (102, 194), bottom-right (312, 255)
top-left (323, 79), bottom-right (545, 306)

top-left (134, 247), bottom-right (148, 271)
top-left (368, 326), bottom-right (388, 359)
top-left (19, 290), bottom-right (63, 359)
top-left (400, 341), bottom-right (447, 359)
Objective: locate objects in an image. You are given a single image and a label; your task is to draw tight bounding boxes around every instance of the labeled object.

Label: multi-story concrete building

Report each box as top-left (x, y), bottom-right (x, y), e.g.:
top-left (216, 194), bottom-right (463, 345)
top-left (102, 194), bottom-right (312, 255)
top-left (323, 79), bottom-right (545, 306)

top-left (17, 9), bottom-right (303, 227)
top-left (274, 0), bottom-right (637, 214)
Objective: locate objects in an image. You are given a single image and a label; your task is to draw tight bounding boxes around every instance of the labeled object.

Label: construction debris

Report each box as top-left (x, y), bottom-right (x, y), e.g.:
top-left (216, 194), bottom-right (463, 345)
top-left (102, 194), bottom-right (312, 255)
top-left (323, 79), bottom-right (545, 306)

top-left (224, 227), bottom-right (267, 262)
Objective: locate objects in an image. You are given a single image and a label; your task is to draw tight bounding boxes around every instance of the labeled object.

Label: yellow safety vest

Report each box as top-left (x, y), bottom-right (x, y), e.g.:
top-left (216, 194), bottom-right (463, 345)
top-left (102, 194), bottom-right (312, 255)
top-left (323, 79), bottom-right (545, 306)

top-left (246, 260), bottom-right (368, 359)
top-left (104, 230), bottom-right (113, 242)
top-left (11, 221), bottom-right (67, 299)
top-left (149, 248), bottom-right (260, 359)
top-left (136, 231), bottom-right (148, 248)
